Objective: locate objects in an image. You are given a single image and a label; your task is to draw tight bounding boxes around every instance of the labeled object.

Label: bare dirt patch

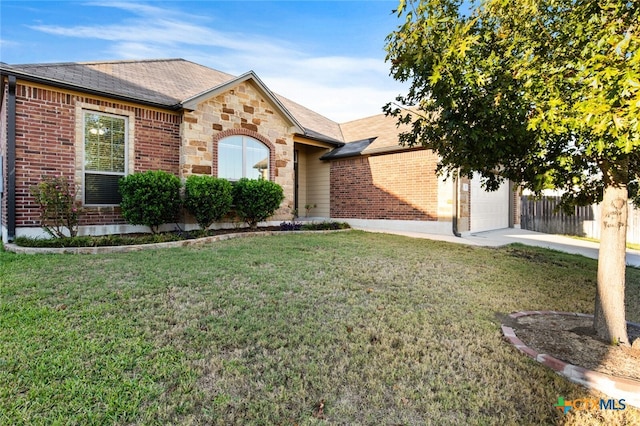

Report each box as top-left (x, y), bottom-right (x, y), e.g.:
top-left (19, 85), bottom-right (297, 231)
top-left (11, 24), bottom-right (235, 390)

top-left (509, 313), bottom-right (640, 381)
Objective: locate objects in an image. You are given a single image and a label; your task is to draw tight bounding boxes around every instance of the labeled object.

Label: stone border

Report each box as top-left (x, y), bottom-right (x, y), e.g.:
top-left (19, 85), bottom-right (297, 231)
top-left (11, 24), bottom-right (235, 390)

top-left (501, 311), bottom-right (640, 408)
top-left (3, 229), bottom-right (350, 255)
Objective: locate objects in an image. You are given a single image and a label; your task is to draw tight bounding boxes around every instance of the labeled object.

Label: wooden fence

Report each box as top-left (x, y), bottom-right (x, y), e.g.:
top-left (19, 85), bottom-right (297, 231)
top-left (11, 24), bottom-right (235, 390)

top-left (520, 196), bottom-right (640, 245)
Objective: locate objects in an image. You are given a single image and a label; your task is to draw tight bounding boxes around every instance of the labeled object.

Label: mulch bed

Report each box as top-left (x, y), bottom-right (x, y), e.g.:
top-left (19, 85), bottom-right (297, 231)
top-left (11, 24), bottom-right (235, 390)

top-left (511, 313), bottom-right (640, 381)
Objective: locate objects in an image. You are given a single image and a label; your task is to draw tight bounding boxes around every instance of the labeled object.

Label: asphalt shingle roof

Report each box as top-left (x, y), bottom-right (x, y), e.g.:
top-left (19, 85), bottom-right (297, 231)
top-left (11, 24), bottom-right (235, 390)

top-left (319, 138), bottom-right (376, 160)
top-left (2, 58), bottom-right (345, 143)
top-left (340, 112), bottom-right (414, 155)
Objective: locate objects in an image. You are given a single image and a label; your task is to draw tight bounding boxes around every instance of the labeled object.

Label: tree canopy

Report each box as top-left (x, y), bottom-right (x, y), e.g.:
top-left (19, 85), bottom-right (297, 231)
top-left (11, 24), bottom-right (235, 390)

top-left (385, 0), bottom-right (639, 205)
top-left (385, 0), bottom-right (639, 346)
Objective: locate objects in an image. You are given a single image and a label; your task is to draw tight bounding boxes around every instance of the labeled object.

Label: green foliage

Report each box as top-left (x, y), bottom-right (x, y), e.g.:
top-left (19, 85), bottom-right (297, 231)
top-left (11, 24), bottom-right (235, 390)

top-left (184, 175), bottom-right (233, 230)
top-left (385, 0), bottom-right (640, 206)
top-left (301, 221), bottom-right (351, 230)
top-left (30, 176), bottom-right (82, 238)
top-left (304, 203), bottom-right (316, 216)
top-left (279, 221), bottom-right (351, 231)
top-left (14, 236), bottom-right (93, 248)
top-left (13, 233), bottom-right (186, 248)
top-left (119, 171), bottom-right (182, 233)
top-left (233, 178), bottom-right (284, 229)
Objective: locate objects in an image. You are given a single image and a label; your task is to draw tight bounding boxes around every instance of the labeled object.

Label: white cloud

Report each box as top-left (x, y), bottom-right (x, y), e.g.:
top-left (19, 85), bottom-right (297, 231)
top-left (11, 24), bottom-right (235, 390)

top-left (86, 1), bottom-right (175, 17)
top-left (0, 39), bottom-right (21, 52)
top-left (29, 2), bottom-right (404, 122)
top-left (29, 21), bottom-right (290, 55)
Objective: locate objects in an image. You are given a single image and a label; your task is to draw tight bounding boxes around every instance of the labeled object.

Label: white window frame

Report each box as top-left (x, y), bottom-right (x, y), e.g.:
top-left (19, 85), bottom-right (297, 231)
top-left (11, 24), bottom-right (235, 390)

top-left (82, 111), bottom-right (128, 206)
top-left (75, 103), bottom-right (135, 207)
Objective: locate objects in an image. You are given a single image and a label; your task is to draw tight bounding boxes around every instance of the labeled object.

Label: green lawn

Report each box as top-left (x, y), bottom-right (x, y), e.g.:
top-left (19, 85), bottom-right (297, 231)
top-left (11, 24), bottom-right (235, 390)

top-left (1, 231), bottom-right (638, 425)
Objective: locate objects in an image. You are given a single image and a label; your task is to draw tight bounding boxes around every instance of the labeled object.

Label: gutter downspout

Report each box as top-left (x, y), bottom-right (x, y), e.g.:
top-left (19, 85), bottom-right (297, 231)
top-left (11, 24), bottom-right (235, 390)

top-left (452, 169), bottom-right (462, 237)
top-left (7, 75), bottom-right (16, 242)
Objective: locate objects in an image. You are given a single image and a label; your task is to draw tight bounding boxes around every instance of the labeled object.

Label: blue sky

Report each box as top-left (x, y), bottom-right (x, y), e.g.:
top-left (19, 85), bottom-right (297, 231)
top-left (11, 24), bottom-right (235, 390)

top-left (0, 1), bottom-right (412, 122)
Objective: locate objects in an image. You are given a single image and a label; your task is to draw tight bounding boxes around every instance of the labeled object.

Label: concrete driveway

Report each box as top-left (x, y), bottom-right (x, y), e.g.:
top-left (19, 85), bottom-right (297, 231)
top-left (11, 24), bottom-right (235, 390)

top-left (358, 227), bottom-right (640, 267)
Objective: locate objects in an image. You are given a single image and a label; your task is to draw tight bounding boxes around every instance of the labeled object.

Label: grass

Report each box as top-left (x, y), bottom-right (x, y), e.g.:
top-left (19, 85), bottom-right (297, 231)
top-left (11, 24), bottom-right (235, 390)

top-left (1, 231), bottom-right (639, 425)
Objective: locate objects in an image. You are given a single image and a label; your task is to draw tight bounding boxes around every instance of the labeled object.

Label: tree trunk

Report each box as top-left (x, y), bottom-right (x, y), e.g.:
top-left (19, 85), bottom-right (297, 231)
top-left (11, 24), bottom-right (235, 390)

top-left (594, 181), bottom-right (630, 346)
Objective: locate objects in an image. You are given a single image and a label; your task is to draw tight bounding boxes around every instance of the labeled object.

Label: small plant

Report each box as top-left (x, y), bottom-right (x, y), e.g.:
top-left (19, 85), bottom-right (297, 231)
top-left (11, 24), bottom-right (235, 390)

top-left (184, 175), bottom-right (233, 230)
top-left (30, 176), bottom-right (82, 238)
top-left (119, 170), bottom-right (182, 234)
top-left (304, 203), bottom-right (317, 217)
top-left (233, 178), bottom-right (284, 229)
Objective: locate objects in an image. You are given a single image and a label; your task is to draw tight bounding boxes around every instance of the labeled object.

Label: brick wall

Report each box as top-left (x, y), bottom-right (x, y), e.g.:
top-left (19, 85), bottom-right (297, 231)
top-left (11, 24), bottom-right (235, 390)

top-left (13, 82), bottom-right (181, 227)
top-left (330, 150), bottom-right (440, 220)
top-left (14, 85), bottom-right (76, 227)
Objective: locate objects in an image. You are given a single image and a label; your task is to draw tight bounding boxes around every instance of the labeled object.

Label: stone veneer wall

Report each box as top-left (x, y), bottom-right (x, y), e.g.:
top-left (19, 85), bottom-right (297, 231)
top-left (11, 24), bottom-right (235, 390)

top-left (180, 81), bottom-right (295, 220)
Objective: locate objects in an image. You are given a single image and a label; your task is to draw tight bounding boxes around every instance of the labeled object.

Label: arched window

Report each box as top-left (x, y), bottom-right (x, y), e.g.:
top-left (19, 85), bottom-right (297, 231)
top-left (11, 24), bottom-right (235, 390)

top-left (218, 135), bottom-right (270, 180)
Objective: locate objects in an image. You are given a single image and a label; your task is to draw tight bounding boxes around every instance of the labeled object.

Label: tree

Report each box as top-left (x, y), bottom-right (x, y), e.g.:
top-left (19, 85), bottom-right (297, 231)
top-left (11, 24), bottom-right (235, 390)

top-left (385, 0), bottom-right (639, 346)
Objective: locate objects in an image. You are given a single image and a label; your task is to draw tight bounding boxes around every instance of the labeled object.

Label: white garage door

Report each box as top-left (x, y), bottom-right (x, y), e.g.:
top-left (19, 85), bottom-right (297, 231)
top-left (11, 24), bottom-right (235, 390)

top-left (470, 175), bottom-right (510, 233)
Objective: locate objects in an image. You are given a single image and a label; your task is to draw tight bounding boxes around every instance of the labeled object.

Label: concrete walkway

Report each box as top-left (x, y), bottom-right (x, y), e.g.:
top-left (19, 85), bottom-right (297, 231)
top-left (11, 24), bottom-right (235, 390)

top-left (356, 227), bottom-right (640, 268)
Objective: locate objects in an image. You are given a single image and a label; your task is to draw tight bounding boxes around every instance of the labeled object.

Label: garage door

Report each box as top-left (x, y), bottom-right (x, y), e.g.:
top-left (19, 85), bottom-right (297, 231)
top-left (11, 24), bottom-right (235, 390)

top-left (470, 175), bottom-right (510, 233)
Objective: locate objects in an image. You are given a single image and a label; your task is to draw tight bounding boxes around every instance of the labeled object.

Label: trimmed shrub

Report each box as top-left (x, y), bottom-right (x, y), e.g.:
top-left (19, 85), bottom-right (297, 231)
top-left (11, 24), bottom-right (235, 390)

top-left (233, 178), bottom-right (284, 229)
top-left (119, 170), bottom-right (182, 233)
top-left (184, 175), bottom-right (233, 230)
